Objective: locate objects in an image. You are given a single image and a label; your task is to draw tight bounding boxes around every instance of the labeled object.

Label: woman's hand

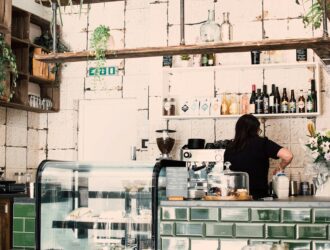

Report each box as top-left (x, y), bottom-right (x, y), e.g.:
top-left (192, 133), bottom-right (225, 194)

top-left (272, 166), bottom-right (284, 175)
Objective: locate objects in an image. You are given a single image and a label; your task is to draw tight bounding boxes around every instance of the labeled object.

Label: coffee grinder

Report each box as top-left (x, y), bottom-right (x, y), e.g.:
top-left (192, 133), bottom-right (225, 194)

top-left (155, 129), bottom-right (176, 159)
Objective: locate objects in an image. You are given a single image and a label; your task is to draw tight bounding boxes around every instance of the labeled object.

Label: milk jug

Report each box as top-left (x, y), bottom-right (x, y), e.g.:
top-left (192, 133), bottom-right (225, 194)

top-left (272, 173), bottom-right (289, 199)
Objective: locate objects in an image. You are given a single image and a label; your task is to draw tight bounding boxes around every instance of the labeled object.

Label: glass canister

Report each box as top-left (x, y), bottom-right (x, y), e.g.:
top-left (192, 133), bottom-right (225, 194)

top-left (14, 172), bottom-right (26, 184)
top-left (163, 98), bottom-right (176, 116)
top-left (200, 9), bottom-right (221, 42)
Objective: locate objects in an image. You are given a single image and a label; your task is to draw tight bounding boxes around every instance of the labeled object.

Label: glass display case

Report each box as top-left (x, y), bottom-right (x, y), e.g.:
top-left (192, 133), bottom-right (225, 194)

top-left (36, 160), bottom-right (186, 250)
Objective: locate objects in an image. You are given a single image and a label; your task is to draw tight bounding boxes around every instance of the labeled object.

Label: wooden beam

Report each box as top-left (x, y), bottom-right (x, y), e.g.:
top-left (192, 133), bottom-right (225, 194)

top-left (35, 0), bottom-right (123, 6)
top-left (34, 37), bottom-right (330, 64)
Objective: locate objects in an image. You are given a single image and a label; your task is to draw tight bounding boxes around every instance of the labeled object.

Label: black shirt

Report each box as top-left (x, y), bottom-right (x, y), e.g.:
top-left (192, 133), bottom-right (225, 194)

top-left (224, 136), bottom-right (282, 199)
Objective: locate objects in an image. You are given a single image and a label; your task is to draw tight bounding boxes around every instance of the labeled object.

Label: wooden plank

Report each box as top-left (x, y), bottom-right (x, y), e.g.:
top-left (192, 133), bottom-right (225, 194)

top-left (34, 37), bottom-right (330, 63)
top-left (35, 0), bottom-right (123, 6)
top-left (0, 100), bottom-right (58, 112)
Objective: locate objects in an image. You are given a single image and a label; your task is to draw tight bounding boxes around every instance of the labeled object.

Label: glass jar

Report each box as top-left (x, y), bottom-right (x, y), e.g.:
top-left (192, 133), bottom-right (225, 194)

top-left (220, 12), bottom-right (233, 42)
top-left (163, 98), bottom-right (175, 116)
top-left (14, 172), bottom-right (26, 184)
top-left (200, 9), bottom-right (221, 43)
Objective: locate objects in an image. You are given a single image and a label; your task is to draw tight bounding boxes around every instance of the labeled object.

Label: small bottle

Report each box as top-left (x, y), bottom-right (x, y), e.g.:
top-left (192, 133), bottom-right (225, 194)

top-left (255, 88), bottom-right (264, 114)
top-left (306, 89), bottom-right (314, 113)
top-left (163, 98), bottom-right (175, 116)
top-left (201, 54), bottom-right (208, 66)
top-left (281, 88), bottom-right (289, 113)
top-left (221, 94), bottom-right (229, 115)
top-left (289, 90), bottom-right (296, 113)
top-left (249, 84), bottom-right (256, 114)
top-left (298, 89), bottom-right (305, 113)
top-left (220, 12), bottom-right (233, 42)
top-left (263, 85), bottom-right (269, 114)
top-left (229, 94), bottom-right (238, 115)
top-left (207, 53), bottom-right (215, 66)
top-left (274, 86), bottom-right (281, 113)
top-left (269, 84), bottom-right (276, 113)
top-left (240, 93), bottom-right (249, 114)
top-left (311, 79), bottom-right (317, 112)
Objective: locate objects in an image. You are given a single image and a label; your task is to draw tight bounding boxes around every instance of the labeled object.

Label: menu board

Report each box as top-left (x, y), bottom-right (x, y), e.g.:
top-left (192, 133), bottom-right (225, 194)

top-left (166, 168), bottom-right (187, 198)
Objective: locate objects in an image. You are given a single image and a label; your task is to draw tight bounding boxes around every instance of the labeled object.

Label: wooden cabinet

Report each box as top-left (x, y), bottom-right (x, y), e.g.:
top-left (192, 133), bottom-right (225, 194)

top-left (0, 198), bottom-right (11, 250)
top-left (0, 3), bottom-right (60, 113)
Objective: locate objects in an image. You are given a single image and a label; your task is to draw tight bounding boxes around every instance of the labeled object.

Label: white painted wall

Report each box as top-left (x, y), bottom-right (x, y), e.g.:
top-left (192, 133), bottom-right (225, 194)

top-left (2, 0), bottom-right (330, 183)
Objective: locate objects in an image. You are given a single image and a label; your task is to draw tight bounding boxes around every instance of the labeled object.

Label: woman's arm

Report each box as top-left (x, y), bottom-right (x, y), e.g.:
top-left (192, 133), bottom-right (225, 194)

top-left (275, 148), bottom-right (293, 173)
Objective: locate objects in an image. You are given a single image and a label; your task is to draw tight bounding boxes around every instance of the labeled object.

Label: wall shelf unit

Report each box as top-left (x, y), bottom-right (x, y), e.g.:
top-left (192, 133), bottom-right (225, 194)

top-left (0, 5), bottom-right (60, 112)
top-left (34, 37), bottom-right (330, 65)
top-left (162, 62), bottom-right (321, 120)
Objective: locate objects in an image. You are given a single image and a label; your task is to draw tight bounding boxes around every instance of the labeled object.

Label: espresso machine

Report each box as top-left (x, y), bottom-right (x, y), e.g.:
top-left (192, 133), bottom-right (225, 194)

top-left (181, 148), bottom-right (225, 199)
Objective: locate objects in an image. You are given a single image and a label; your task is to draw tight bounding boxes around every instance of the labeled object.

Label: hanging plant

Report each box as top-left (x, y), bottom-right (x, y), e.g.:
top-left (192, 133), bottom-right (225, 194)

top-left (0, 35), bottom-right (18, 101)
top-left (90, 25), bottom-right (111, 78)
top-left (295, 0), bottom-right (330, 29)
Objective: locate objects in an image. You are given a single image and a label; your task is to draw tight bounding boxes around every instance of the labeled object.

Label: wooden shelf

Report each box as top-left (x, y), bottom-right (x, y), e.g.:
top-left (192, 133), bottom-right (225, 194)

top-left (162, 113), bottom-right (320, 120)
top-left (35, 0), bottom-right (124, 6)
top-left (0, 101), bottom-right (58, 113)
top-left (11, 36), bottom-right (29, 46)
top-left (29, 75), bottom-right (57, 86)
top-left (30, 43), bottom-right (50, 53)
top-left (34, 37), bottom-right (330, 64)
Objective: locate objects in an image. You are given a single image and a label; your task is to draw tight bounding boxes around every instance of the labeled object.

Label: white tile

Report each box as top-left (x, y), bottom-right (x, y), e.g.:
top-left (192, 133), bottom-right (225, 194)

top-left (263, 0), bottom-right (289, 19)
top-left (265, 119), bottom-right (291, 144)
top-left (6, 147), bottom-right (26, 170)
top-left (126, 0), bottom-right (149, 10)
top-left (88, 2), bottom-right (125, 30)
top-left (38, 114), bottom-right (48, 130)
top-left (27, 149), bottom-right (46, 169)
top-left (264, 20), bottom-right (288, 39)
top-left (290, 118), bottom-right (309, 144)
top-left (215, 118), bottom-right (237, 140)
top-left (168, 120), bottom-right (192, 142)
top-left (62, 31), bottom-right (87, 52)
top-left (47, 149), bottom-right (78, 161)
top-left (125, 9), bottom-right (149, 48)
top-left (147, 3), bottom-right (167, 47)
top-left (61, 62), bottom-right (88, 79)
top-left (125, 58), bottom-right (151, 75)
top-left (84, 89), bottom-right (122, 99)
top-left (0, 146), bottom-right (4, 167)
top-left (6, 108), bottom-right (27, 128)
top-left (220, 239), bottom-right (247, 250)
top-left (0, 107), bottom-right (5, 125)
top-left (191, 119), bottom-right (215, 143)
top-left (28, 129), bottom-right (47, 150)
top-left (47, 110), bottom-right (78, 131)
top-left (60, 77), bottom-right (85, 110)
top-left (0, 125), bottom-right (5, 146)
top-left (28, 112), bottom-right (41, 129)
top-left (61, 10), bottom-right (88, 34)
top-left (6, 127), bottom-right (27, 147)
top-left (123, 75), bottom-right (148, 98)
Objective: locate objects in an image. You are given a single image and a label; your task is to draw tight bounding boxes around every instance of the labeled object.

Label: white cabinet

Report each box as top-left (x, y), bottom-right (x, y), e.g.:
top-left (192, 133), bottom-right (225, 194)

top-left (162, 62), bottom-right (321, 120)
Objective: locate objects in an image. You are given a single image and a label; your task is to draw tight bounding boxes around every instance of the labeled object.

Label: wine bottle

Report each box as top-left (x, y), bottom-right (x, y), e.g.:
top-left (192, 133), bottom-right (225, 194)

top-left (289, 89), bottom-right (296, 113)
top-left (207, 53), bottom-right (215, 66)
top-left (256, 88), bottom-right (264, 114)
top-left (298, 89), bottom-right (305, 113)
top-left (263, 85), bottom-right (269, 114)
top-left (269, 84), bottom-right (275, 113)
top-left (281, 88), bottom-right (289, 113)
top-left (306, 89), bottom-right (314, 113)
top-left (249, 84), bottom-right (256, 114)
top-left (201, 54), bottom-right (208, 67)
top-left (275, 87), bottom-right (281, 113)
top-left (311, 79), bottom-right (317, 112)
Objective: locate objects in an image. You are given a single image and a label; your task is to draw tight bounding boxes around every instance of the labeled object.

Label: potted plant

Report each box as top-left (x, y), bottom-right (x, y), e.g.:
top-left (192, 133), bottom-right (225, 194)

top-left (174, 54), bottom-right (192, 67)
top-left (0, 35), bottom-right (18, 102)
top-left (295, 0), bottom-right (330, 29)
top-left (90, 25), bottom-right (111, 77)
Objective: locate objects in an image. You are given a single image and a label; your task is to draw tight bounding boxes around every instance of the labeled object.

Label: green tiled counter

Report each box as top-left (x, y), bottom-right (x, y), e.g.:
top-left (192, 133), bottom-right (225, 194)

top-left (160, 197), bottom-right (330, 250)
top-left (13, 198), bottom-right (35, 249)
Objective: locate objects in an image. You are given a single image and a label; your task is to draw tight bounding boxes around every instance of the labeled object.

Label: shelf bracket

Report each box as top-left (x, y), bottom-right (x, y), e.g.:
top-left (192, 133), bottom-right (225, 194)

top-left (323, 0), bottom-right (328, 38)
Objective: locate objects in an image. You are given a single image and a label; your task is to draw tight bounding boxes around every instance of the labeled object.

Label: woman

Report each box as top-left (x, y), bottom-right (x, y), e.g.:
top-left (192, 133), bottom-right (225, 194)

top-left (224, 114), bottom-right (293, 199)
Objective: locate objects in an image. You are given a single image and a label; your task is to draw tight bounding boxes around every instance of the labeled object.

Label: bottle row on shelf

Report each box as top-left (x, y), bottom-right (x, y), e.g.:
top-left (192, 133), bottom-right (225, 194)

top-left (163, 49), bottom-right (309, 68)
top-left (163, 81), bottom-right (318, 117)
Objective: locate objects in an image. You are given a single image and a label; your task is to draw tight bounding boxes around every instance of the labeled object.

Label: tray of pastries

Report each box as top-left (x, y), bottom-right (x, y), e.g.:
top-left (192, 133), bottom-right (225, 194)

top-left (204, 188), bottom-right (252, 201)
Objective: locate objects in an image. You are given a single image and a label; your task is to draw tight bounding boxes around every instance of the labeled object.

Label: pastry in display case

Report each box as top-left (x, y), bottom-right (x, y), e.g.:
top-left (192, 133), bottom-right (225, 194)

top-left (205, 162), bottom-right (251, 200)
top-left (36, 160), bottom-right (186, 250)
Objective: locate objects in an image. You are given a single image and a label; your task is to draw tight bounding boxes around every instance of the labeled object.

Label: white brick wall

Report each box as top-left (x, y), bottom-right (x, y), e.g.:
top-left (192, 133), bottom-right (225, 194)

top-left (1, 0), bottom-right (329, 184)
